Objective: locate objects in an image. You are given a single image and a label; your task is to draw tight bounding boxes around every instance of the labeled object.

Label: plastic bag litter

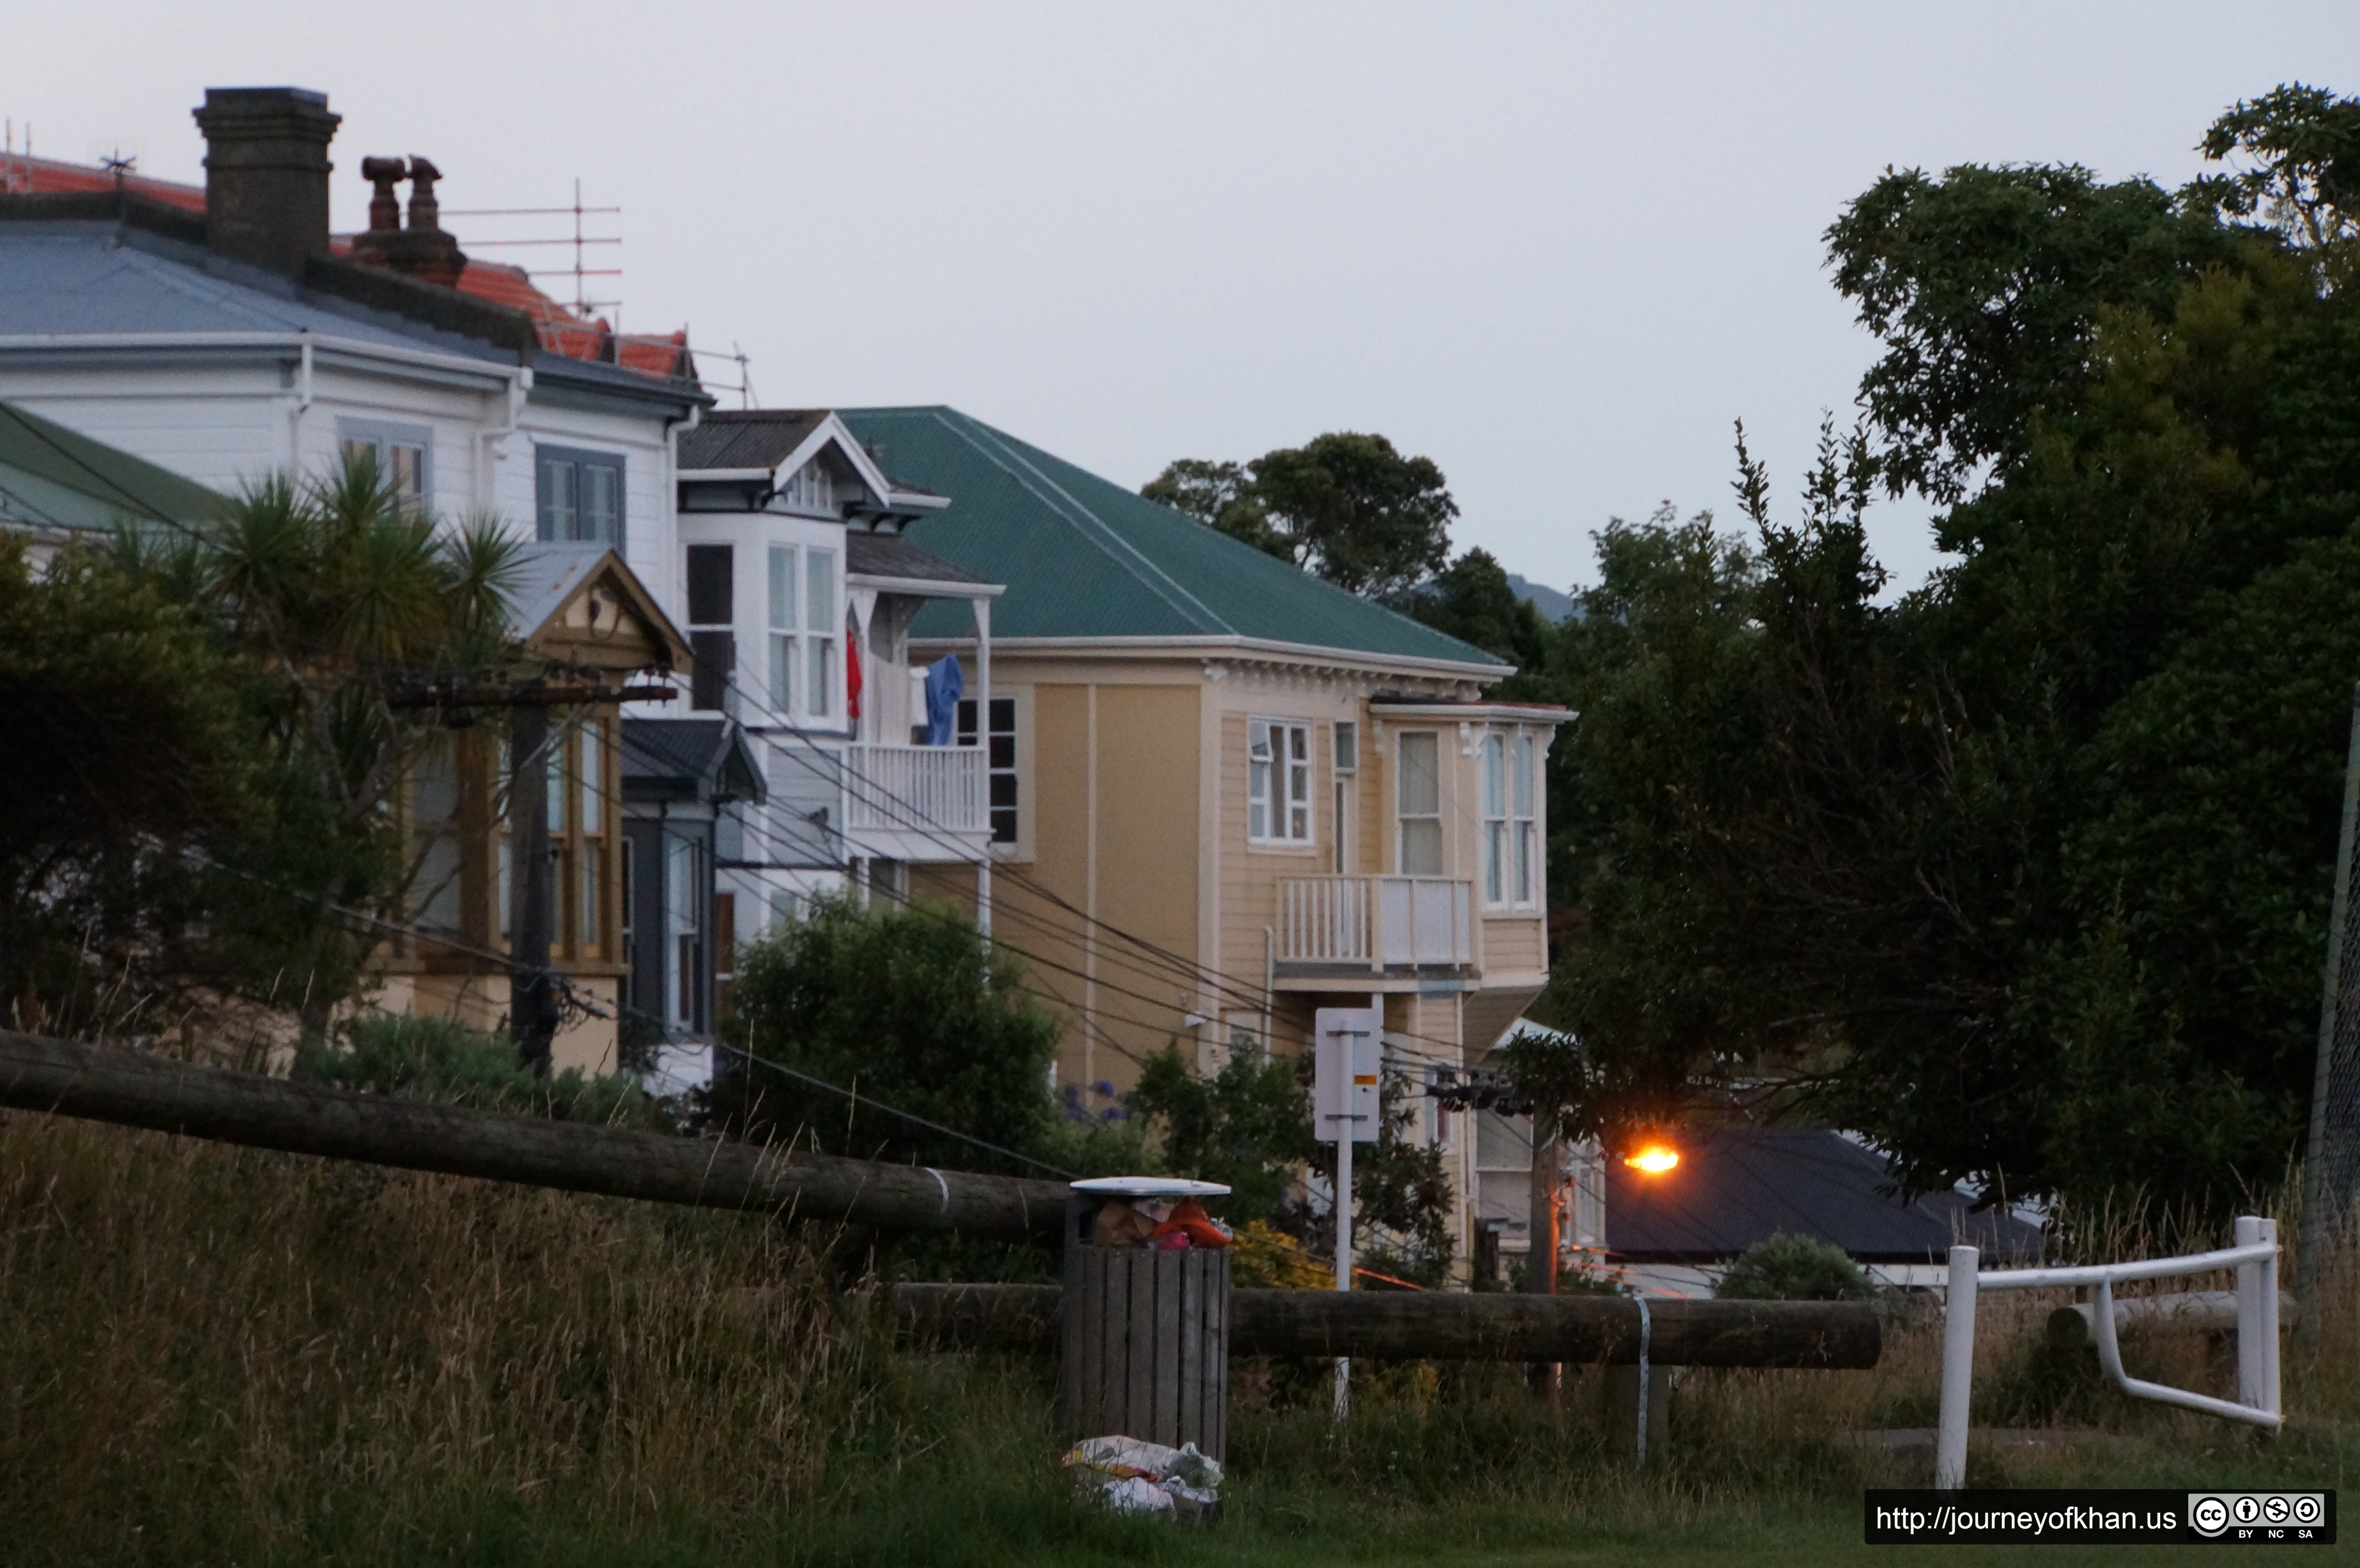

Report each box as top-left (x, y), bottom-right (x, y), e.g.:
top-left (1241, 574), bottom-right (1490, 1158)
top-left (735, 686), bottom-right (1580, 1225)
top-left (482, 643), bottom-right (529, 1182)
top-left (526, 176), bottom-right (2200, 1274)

top-left (1100, 1476), bottom-right (1174, 1514)
top-left (1088, 1197), bottom-right (1233, 1251)
top-left (1060, 1436), bottom-right (1223, 1519)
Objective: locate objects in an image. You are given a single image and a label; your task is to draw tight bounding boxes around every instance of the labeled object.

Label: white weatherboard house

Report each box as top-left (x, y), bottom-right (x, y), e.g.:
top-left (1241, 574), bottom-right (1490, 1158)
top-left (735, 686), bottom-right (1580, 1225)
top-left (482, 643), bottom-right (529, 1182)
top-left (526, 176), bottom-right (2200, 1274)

top-left (0, 86), bottom-right (730, 1071)
top-left (671, 411), bottom-right (1004, 959)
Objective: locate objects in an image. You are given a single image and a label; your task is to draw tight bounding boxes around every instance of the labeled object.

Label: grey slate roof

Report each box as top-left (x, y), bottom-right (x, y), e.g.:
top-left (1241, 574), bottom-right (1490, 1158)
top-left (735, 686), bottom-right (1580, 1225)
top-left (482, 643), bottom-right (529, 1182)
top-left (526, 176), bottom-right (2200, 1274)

top-left (0, 222), bottom-right (512, 362)
top-left (838, 406), bottom-right (1508, 672)
top-left (0, 220), bottom-right (703, 417)
top-left (1603, 1127), bottom-right (2044, 1266)
top-left (846, 529), bottom-right (993, 588)
top-left (676, 410), bottom-right (828, 471)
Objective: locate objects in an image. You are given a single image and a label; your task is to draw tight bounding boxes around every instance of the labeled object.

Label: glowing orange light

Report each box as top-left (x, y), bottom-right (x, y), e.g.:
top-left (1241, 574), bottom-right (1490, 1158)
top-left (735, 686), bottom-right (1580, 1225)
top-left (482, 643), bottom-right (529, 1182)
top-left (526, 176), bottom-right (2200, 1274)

top-left (1623, 1144), bottom-right (1681, 1175)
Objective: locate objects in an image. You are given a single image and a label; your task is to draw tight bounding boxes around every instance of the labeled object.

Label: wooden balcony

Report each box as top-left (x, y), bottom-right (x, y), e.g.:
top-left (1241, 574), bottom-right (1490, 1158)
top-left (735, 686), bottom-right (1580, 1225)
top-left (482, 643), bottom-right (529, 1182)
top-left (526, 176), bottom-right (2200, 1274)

top-left (1276, 876), bottom-right (1476, 978)
top-left (842, 743), bottom-right (988, 852)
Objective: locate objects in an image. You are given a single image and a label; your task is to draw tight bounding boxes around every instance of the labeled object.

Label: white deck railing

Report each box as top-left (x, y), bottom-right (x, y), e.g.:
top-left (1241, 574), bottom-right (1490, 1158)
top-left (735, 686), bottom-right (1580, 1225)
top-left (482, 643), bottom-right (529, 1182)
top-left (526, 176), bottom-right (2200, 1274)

top-left (842, 743), bottom-right (987, 836)
top-left (1278, 876), bottom-right (1475, 969)
top-left (1934, 1216), bottom-right (2281, 1489)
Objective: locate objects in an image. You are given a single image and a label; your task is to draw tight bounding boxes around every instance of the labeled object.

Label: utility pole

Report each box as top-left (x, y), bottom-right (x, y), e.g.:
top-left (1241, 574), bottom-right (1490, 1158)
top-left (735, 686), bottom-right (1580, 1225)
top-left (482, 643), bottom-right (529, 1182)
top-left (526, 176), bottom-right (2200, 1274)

top-left (2303, 682), bottom-right (2360, 1286)
top-left (509, 702), bottom-right (560, 1076)
top-left (1527, 1115), bottom-right (1563, 1399)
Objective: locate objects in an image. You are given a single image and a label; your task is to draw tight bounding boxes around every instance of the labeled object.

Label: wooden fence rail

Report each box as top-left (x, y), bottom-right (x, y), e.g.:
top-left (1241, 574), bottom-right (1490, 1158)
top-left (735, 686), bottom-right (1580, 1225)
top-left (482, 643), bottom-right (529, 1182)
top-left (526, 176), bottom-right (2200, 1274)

top-left (0, 1029), bottom-right (1069, 1244)
top-left (895, 1281), bottom-right (1881, 1369)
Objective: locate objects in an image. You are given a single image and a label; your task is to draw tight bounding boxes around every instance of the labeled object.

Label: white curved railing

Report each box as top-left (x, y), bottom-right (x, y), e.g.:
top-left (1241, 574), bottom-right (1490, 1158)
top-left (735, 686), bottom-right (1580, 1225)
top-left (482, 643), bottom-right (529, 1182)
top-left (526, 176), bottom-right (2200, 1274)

top-left (1934, 1216), bottom-right (2281, 1489)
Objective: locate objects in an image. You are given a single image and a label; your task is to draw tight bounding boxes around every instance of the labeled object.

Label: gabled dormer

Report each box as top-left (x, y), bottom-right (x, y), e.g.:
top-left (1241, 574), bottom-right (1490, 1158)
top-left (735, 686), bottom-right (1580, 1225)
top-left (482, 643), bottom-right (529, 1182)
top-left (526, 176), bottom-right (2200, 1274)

top-left (676, 410), bottom-right (947, 532)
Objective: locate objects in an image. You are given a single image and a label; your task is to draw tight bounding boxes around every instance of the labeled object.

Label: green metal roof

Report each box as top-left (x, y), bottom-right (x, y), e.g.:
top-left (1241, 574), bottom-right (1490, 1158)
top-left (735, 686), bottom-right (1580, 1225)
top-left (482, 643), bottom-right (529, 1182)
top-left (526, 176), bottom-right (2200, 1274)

top-left (0, 401), bottom-right (229, 534)
top-left (837, 406), bottom-right (1508, 672)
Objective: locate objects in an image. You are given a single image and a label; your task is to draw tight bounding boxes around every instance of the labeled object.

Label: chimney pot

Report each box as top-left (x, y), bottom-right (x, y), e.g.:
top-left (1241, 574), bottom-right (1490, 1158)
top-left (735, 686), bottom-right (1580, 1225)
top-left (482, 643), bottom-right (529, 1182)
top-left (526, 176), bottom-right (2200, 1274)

top-left (359, 155), bottom-right (407, 233)
top-left (405, 156), bottom-right (442, 232)
top-left (191, 86), bottom-right (341, 275)
top-left (348, 151), bottom-right (467, 290)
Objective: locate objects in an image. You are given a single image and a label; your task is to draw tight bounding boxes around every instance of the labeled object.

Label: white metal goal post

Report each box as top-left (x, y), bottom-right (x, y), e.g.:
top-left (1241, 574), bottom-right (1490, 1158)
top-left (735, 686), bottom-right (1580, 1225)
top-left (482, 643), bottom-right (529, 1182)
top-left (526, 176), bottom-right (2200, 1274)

top-left (1934, 1216), bottom-right (2282, 1489)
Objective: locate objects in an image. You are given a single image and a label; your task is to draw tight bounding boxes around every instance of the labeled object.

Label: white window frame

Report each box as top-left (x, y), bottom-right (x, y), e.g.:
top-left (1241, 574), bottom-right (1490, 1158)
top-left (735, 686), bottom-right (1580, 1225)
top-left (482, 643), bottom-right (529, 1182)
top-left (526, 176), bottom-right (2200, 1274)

top-left (1513, 730), bottom-right (1539, 906)
top-left (337, 418), bottom-right (431, 509)
top-left (763, 543), bottom-right (839, 722)
top-left (1482, 732), bottom-right (1509, 905)
top-left (1248, 717), bottom-right (1315, 846)
top-left (1395, 730), bottom-right (1444, 876)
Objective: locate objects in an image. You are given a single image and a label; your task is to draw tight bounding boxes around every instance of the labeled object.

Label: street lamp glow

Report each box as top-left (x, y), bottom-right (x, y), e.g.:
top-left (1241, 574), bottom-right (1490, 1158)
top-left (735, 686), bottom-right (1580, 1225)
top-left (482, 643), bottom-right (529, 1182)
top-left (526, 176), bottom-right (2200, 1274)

top-left (1623, 1144), bottom-right (1681, 1176)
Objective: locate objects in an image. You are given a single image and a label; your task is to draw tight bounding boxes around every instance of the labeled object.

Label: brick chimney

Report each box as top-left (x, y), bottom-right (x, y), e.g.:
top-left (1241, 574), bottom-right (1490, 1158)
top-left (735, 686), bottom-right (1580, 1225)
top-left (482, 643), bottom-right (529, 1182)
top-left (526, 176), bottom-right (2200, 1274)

top-left (191, 87), bottom-right (341, 274)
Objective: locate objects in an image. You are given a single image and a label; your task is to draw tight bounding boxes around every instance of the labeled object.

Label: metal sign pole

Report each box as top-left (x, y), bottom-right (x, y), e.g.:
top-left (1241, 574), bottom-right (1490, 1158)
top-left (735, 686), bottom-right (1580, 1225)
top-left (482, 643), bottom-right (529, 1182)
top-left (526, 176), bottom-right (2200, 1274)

top-left (1315, 1005), bottom-right (1380, 1423)
top-left (1334, 1105), bottom-right (1353, 1420)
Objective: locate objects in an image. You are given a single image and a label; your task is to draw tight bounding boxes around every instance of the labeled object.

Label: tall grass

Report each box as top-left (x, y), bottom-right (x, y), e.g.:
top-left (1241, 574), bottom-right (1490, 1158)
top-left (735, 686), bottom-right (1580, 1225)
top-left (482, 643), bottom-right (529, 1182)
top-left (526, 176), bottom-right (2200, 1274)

top-left (3, 1109), bottom-right (2357, 1566)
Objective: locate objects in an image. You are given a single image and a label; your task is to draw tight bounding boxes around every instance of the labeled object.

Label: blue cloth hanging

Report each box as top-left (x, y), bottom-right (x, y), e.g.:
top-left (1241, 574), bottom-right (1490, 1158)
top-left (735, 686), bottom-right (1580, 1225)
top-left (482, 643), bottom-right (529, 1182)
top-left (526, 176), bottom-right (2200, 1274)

top-left (923, 655), bottom-right (965, 746)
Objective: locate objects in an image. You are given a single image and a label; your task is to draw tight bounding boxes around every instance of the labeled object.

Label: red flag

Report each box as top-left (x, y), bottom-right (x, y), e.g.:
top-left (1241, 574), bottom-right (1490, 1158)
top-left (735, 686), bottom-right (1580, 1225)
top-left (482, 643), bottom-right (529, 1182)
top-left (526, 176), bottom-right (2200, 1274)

top-left (845, 610), bottom-right (863, 720)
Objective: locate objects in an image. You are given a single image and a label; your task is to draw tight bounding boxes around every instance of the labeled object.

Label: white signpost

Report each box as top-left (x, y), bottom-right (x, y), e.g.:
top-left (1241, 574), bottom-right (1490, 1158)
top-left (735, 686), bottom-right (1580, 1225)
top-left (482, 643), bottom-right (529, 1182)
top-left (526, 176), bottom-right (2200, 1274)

top-left (1314, 1005), bottom-right (1381, 1419)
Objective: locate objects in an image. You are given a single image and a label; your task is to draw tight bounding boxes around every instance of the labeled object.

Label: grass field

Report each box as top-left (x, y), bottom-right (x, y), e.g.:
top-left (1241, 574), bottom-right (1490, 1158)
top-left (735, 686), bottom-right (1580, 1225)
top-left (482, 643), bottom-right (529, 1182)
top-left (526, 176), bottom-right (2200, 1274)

top-left (0, 1113), bottom-right (2350, 1566)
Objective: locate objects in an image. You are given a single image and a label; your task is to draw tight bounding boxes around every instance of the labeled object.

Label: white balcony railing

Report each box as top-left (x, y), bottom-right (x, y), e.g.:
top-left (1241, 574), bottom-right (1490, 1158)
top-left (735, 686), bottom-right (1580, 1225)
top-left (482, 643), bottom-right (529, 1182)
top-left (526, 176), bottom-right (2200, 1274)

top-left (1278, 876), bottom-right (1475, 971)
top-left (843, 743), bottom-right (987, 837)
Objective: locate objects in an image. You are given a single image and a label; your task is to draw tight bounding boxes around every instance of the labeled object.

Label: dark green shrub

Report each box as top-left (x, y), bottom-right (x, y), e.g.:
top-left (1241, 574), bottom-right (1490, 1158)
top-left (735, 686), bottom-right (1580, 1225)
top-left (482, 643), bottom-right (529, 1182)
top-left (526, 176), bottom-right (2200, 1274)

top-left (708, 893), bottom-right (1063, 1175)
top-left (295, 1014), bottom-right (670, 1129)
top-left (1713, 1232), bottom-right (1875, 1301)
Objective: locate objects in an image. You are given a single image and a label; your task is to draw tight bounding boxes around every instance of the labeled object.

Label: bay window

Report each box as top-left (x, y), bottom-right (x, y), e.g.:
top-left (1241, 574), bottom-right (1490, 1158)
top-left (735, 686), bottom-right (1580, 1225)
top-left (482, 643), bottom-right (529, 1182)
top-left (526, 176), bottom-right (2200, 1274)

top-left (762, 543), bottom-right (838, 721)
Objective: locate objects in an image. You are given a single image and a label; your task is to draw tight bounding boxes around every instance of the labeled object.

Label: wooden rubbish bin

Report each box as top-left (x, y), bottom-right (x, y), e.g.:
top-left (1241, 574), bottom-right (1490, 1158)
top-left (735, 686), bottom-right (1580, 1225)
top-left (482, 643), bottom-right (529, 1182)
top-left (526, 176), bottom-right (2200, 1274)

top-left (1060, 1242), bottom-right (1229, 1459)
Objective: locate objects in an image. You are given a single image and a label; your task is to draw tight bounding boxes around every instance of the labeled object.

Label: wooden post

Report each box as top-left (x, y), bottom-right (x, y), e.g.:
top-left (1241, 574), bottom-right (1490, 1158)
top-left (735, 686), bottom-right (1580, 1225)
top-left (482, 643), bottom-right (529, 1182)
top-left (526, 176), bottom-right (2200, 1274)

top-left (0, 1029), bottom-right (1069, 1242)
top-left (902, 1281), bottom-right (1881, 1368)
top-left (509, 703), bottom-right (558, 1074)
top-left (1527, 1115), bottom-right (1561, 1397)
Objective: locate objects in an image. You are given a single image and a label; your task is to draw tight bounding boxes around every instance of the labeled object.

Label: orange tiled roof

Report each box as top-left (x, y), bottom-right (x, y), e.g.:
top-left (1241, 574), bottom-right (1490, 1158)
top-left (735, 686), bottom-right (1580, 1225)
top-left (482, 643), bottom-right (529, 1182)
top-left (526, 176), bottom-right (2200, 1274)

top-left (2, 152), bottom-right (207, 214)
top-left (5, 153), bottom-right (691, 380)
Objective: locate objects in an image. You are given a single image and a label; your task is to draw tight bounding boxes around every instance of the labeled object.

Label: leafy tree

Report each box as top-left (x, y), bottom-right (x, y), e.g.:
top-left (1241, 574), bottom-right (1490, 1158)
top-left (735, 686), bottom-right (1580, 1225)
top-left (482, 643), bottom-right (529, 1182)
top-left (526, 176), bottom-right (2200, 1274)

top-left (1145, 432), bottom-right (1458, 598)
top-left (1139, 458), bottom-right (1281, 556)
top-left (711, 893), bottom-right (1064, 1174)
top-left (2193, 83), bottom-right (2360, 250)
top-left (1545, 86), bottom-right (2360, 1219)
top-left (1400, 546), bottom-right (1558, 692)
top-left (1827, 162), bottom-right (2246, 503)
top-left (0, 538), bottom-right (276, 1032)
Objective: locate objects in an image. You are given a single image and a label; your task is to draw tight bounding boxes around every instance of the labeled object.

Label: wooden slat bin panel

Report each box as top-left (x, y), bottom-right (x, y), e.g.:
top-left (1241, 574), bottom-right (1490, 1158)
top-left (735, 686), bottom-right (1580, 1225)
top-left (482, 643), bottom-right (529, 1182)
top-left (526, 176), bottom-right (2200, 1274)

top-left (1058, 1244), bottom-right (1228, 1459)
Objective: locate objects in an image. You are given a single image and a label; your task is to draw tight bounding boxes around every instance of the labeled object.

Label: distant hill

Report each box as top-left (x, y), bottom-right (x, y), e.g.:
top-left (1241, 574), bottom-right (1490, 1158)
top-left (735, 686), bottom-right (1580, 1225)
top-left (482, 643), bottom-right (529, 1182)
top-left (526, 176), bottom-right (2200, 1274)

top-left (1506, 572), bottom-right (1581, 625)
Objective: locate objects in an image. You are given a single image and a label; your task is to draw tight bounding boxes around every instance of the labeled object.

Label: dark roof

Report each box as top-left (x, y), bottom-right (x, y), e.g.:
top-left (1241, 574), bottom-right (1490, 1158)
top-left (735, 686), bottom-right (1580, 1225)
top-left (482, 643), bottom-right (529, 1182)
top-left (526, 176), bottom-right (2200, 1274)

top-left (620, 718), bottom-right (766, 804)
top-left (0, 221), bottom-right (512, 359)
top-left (0, 217), bottom-right (703, 419)
top-left (676, 410), bottom-right (830, 472)
top-left (0, 400), bottom-right (230, 533)
top-left (836, 406), bottom-right (1510, 671)
top-left (847, 530), bottom-right (993, 588)
top-left (1604, 1128), bottom-right (2044, 1266)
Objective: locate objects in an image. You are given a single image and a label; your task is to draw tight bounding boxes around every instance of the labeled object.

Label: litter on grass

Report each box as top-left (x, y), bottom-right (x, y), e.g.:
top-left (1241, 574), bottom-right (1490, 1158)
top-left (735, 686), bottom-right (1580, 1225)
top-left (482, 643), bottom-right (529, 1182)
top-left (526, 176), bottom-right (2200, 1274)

top-left (1060, 1435), bottom-right (1223, 1518)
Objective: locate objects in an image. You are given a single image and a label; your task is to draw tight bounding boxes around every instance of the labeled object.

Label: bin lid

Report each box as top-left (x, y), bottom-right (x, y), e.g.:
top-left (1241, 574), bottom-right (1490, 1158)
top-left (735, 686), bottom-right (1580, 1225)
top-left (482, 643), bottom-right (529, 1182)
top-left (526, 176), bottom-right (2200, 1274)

top-left (1070, 1176), bottom-right (1232, 1198)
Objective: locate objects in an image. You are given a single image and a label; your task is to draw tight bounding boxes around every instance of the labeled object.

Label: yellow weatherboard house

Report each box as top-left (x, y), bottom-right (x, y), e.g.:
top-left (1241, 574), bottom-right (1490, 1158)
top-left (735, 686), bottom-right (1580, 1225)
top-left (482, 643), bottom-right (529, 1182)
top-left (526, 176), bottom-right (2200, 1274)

top-left (840, 407), bottom-right (1567, 1265)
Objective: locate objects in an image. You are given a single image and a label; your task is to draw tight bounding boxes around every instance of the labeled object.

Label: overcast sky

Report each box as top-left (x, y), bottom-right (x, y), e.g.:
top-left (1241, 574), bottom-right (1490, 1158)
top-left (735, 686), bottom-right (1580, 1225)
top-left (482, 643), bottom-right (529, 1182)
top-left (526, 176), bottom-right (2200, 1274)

top-left (14, 2), bottom-right (2357, 595)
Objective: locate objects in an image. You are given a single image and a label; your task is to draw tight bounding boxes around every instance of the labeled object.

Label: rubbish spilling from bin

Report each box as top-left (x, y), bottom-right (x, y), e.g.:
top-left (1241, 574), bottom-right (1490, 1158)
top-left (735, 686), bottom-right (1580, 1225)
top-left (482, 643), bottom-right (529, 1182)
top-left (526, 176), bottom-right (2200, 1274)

top-left (1061, 1435), bottom-right (1223, 1519)
top-left (1087, 1195), bottom-right (1233, 1251)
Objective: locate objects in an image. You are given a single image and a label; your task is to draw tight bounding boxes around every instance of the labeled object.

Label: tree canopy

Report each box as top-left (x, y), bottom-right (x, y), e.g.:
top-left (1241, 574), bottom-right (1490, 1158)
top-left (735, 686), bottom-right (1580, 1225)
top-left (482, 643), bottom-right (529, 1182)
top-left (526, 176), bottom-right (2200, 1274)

top-left (1145, 431), bottom-right (1459, 599)
top-left (1528, 84), bottom-right (2360, 1219)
